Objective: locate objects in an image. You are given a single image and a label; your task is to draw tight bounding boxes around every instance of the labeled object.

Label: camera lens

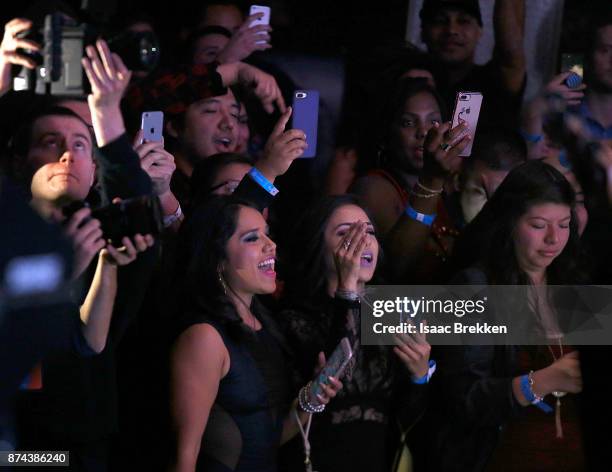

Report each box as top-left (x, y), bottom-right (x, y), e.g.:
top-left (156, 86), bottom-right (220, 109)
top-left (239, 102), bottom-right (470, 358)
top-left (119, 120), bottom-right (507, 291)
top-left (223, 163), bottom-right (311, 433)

top-left (106, 31), bottom-right (160, 72)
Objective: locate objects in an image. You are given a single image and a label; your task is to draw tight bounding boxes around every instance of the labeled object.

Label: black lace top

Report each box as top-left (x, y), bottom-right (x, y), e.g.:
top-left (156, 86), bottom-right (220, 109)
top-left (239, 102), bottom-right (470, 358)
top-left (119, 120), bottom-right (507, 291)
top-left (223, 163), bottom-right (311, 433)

top-left (278, 296), bottom-right (427, 472)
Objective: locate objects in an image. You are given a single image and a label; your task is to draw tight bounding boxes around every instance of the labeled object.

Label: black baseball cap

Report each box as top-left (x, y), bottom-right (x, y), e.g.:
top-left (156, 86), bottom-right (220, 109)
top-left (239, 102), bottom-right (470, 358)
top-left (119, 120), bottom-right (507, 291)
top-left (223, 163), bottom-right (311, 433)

top-left (420, 0), bottom-right (483, 27)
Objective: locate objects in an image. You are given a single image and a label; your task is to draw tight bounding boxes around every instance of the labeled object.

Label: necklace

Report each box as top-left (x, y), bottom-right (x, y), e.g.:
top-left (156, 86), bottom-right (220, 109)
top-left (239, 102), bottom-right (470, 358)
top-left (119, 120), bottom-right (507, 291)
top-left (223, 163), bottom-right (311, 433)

top-left (547, 338), bottom-right (566, 439)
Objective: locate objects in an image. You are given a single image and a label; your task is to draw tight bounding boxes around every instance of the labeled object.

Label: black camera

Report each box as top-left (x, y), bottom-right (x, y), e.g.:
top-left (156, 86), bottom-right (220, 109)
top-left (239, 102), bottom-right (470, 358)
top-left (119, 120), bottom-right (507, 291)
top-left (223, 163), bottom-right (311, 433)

top-left (14, 12), bottom-right (160, 96)
top-left (63, 195), bottom-right (163, 246)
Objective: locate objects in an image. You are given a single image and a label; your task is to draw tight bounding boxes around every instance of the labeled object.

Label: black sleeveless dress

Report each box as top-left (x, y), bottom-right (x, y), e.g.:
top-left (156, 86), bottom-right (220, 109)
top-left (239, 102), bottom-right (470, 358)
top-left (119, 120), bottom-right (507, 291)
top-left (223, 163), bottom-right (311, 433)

top-left (178, 310), bottom-right (293, 472)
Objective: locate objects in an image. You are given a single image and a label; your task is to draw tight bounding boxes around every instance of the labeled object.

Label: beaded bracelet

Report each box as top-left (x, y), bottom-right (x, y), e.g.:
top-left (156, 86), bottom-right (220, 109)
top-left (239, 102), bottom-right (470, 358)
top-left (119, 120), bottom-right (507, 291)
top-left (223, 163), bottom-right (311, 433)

top-left (298, 382), bottom-right (325, 414)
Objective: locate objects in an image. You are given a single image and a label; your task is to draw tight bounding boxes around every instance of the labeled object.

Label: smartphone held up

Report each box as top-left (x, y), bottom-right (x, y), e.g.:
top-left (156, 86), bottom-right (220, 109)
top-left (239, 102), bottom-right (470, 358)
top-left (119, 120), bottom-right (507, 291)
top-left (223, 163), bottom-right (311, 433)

top-left (249, 5), bottom-right (271, 45)
top-left (140, 111), bottom-right (164, 144)
top-left (451, 91), bottom-right (483, 157)
top-left (292, 90), bottom-right (319, 158)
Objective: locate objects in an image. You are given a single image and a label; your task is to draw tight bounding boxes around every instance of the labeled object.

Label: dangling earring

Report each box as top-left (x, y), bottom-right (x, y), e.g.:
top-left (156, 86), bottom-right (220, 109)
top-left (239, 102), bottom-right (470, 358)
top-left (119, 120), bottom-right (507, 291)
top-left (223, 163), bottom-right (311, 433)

top-left (217, 267), bottom-right (228, 296)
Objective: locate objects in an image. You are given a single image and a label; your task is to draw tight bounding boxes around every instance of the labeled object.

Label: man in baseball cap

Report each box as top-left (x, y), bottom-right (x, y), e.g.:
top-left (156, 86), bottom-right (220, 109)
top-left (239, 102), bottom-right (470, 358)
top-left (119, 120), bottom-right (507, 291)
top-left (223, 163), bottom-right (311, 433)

top-left (419, 0), bottom-right (526, 130)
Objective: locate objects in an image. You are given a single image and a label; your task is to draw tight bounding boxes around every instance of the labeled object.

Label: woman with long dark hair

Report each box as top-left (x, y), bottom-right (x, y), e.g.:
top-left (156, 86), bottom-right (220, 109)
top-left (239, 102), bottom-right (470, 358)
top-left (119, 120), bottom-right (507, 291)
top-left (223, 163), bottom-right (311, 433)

top-left (279, 195), bottom-right (432, 472)
top-left (169, 197), bottom-right (342, 472)
top-left (413, 160), bottom-right (586, 472)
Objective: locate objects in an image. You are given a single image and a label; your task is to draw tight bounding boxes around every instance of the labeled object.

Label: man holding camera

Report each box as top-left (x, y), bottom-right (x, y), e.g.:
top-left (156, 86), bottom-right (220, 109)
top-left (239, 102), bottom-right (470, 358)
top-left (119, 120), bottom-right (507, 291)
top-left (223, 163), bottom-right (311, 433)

top-left (12, 39), bottom-right (157, 471)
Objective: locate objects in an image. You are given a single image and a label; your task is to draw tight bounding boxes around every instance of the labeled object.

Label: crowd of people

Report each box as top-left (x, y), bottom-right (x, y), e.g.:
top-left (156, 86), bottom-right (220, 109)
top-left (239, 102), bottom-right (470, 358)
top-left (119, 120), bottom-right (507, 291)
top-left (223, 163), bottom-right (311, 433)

top-left (2, 0), bottom-right (612, 471)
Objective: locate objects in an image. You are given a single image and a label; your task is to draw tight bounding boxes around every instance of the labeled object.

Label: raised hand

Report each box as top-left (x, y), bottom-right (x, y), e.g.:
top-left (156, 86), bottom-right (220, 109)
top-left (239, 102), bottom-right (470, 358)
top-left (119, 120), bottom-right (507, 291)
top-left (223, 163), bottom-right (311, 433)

top-left (0, 18), bottom-right (40, 69)
top-left (133, 131), bottom-right (176, 196)
top-left (217, 13), bottom-right (272, 63)
top-left (422, 120), bottom-right (470, 178)
top-left (256, 107), bottom-right (306, 180)
top-left (543, 72), bottom-right (587, 107)
top-left (81, 39), bottom-right (132, 146)
top-left (236, 63), bottom-right (286, 113)
top-left (81, 39), bottom-right (131, 110)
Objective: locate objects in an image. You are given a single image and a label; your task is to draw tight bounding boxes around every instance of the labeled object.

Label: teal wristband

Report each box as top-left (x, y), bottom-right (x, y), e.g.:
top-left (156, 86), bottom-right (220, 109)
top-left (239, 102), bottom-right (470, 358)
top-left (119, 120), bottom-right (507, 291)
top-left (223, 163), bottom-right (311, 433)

top-left (520, 373), bottom-right (553, 413)
top-left (405, 205), bottom-right (436, 227)
top-left (248, 168), bottom-right (279, 196)
top-left (411, 360), bottom-right (437, 384)
top-left (519, 129), bottom-right (543, 144)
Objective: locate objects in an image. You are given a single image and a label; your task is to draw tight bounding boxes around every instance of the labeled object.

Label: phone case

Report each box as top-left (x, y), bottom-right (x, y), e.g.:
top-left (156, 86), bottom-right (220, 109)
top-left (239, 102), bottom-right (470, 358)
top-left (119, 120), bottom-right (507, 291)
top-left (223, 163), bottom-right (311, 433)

top-left (141, 111), bottom-right (164, 143)
top-left (292, 90), bottom-right (319, 158)
top-left (451, 92), bottom-right (483, 157)
top-left (309, 337), bottom-right (353, 401)
top-left (249, 5), bottom-right (271, 44)
top-left (560, 53), bottom-right (584, 78)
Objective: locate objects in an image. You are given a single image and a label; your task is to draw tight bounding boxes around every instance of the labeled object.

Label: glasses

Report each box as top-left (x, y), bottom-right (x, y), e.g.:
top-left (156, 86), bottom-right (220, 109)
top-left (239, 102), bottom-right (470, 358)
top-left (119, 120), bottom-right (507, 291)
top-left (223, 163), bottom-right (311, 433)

top-left (210, 179), bottom-right (241, 195)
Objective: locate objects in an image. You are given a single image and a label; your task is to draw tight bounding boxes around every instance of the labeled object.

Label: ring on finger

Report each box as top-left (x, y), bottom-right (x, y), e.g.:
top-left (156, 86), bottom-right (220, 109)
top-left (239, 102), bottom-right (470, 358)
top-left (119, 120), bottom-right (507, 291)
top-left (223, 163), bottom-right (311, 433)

top-left (343, 240), bottom-right (352, 251)
top-left (439, 142), bottom-right (451, 151)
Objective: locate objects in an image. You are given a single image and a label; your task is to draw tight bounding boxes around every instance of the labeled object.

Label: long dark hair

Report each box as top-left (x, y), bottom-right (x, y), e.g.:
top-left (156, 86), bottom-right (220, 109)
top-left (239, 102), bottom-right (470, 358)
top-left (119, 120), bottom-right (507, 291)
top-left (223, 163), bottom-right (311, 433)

top-left (453, 160), bottom-right (585, 285)
top-left (176, 196), bottom-right (260, 337)
top-left (282, 195), bottom-right (380, 308)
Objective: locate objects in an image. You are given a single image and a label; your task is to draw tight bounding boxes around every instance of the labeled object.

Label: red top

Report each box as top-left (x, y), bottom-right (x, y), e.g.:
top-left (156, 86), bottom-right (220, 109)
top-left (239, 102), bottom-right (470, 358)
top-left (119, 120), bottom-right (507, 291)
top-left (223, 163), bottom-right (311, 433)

top-left (486, 345), bottom-right (585, 472)
top-left (365, 169), bottom-right (459, 282)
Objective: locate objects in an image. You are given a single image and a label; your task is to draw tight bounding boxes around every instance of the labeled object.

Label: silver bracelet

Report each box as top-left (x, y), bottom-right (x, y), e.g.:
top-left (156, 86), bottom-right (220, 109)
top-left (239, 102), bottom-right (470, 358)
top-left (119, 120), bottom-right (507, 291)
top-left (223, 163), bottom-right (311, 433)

top-left (415, 179), bottom-right (444, 194)
top-left (335, 289), bottom-right (359, 301)
top-left (298, 382), bottom-right (325, 414)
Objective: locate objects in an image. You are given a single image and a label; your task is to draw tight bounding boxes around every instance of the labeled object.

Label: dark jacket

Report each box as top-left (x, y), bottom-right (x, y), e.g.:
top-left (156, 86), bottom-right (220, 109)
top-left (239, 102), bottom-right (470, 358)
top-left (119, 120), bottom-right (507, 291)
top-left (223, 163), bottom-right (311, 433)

top-left (17, 133), bottom-right (157, 443)
top-left (409, 267), bottom-right (523, 472)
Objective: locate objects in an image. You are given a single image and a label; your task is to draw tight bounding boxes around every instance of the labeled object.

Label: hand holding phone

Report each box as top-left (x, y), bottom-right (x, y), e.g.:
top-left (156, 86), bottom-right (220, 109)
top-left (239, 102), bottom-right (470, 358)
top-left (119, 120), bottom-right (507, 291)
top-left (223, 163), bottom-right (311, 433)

top-left (560, 53), bottom-right (584, 89)
top-left (451, 92), bottom-right (482, 157)
top-left (249, 5), bottom-right (271, 45)
top-left (140, 111), bottom-right (164, 144)
top-left (292, 90), bottom-right (319, 158)
top-left (309, 337), bottom-right (353, 403)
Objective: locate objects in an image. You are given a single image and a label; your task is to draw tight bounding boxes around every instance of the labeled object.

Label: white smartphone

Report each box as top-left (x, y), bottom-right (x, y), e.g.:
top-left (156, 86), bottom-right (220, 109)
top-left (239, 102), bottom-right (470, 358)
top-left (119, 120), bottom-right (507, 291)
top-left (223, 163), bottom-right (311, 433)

top-left (309, 337), bottom-right (353, 401)
top-left (451, 92), bottom-right (483, 157)
top-left (140, 111), bottom-right (164, 144)
top-left (249, 5), bottom-right (271, 45)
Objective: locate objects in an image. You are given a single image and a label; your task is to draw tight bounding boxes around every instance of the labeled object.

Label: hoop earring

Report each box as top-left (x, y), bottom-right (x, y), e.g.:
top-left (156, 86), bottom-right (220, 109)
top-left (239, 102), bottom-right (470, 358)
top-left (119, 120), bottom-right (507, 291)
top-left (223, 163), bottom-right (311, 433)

top-left (376, 144), bottom-right (387, 168)
top-left (217, 267), bottom-right (228, 296)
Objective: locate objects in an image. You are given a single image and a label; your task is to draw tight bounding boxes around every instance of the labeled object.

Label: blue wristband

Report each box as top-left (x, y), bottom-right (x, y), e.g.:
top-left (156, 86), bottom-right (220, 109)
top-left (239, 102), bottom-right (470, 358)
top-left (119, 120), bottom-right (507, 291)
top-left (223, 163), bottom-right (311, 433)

top-left (411, 360), bottom-right (437, 384)
top-left (519, 129), bottom-right (543, 144)
top-left (520, 374), bottom-right (553, 413)
top-left (248, 168), bottom-right (279, 196)
top-left (558, 149), bottom-right (572, 169)
top-left (405, 205), bottom-right (436, 227)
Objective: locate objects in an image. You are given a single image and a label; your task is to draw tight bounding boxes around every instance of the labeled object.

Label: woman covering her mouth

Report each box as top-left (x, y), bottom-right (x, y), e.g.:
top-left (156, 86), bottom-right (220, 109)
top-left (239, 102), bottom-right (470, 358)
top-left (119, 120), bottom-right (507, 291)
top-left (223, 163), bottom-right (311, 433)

top-left (278, 195), bottom-right (433, 472)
